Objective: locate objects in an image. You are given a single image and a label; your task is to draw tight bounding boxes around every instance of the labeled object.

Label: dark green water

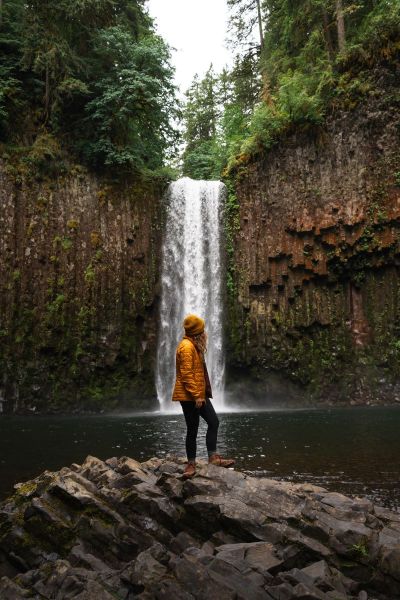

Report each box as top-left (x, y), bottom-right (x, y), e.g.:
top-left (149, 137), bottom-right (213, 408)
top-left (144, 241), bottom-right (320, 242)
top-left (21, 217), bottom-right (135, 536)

top-left (0, 407), bottom-right (399, 509)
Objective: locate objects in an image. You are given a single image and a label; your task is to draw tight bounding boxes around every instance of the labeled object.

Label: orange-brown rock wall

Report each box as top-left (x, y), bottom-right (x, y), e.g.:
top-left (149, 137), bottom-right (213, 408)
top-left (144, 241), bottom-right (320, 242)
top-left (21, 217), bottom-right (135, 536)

top-left (228, 91), bottom-right (400, 405)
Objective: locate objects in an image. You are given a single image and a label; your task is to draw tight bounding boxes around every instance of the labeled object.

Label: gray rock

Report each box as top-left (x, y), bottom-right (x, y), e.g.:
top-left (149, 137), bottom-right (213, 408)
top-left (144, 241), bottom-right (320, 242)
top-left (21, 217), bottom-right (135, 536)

top-left (1, 455), bottom-right (399, 600)
top-left (216, 541), bottom-right (283, 574)
top-left (205, 555), bottom-right (270, 598)
top-left (292, 581), bottom-right (326, 599)
top-left (265, 582), bottom-right (296, 599)
top-left (156, 471), bottom-right (184, 499)
top-left (127, 546), bottom-right (168, 588)
top-left (301, 559), bottom-right (356, 594)
top-left (69, 542), bottom-right (114, 573)
top-left (174, 555), bottom-right (236, 599)
top-left (379, 544), bottom-right (400, 580)
top-left (151, 578), bottom-right (195, 599)
top-left (200, 540), bottom-right (215, 555)
top-left (170, 531), bottom-right (201, 554)
top-left (0, 577), bottom-right (29, 599)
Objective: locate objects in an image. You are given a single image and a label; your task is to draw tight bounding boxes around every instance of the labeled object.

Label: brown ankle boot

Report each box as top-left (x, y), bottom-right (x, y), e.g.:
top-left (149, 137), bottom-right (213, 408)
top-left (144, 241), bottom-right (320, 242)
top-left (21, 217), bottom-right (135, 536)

top-left (208, 454), bottom-right (235, 468)
top-left (182, 461), bottom-right (196, 479)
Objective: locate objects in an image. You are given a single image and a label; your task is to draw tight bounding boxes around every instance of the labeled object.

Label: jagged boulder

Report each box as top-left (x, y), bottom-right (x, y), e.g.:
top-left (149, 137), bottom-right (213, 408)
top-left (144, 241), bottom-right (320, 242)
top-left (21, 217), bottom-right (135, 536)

top-left (0, 455), bottom-right (399, 599)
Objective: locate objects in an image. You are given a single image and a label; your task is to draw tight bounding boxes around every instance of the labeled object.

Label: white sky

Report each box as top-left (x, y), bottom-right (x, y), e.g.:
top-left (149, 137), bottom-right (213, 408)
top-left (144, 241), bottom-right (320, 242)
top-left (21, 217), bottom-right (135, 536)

top-left (147, 0), bottom-right (233, 94)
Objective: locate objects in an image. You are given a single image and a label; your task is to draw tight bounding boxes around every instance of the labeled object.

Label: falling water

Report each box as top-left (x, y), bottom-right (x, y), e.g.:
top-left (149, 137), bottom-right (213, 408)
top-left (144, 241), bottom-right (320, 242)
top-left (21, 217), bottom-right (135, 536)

top-left (156, 177), bottom-right (226, 411)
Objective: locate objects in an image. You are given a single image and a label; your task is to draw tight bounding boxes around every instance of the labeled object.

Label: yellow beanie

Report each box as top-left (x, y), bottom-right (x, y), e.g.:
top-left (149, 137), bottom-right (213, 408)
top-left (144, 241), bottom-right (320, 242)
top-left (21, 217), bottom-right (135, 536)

top-left (183, 314), bottom-right (205, 336)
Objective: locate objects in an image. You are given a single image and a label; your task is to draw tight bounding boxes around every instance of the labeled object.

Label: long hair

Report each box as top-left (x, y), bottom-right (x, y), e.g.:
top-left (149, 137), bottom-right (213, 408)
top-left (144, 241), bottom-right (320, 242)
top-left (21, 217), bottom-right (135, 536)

top-left (190, 331), bottom-right (208, 357)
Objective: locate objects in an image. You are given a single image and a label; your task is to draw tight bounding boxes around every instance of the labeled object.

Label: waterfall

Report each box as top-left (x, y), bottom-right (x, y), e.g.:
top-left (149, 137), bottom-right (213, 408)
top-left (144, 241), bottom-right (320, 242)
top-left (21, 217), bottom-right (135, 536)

top-left (156, 177), bottom-right (226, 411)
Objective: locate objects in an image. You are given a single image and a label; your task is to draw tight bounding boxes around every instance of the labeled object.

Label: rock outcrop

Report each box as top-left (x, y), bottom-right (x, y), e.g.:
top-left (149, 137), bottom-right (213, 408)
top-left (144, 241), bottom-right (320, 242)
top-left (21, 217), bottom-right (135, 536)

top-left (1, 455), bottom-right (399, 599)
top-left (228, 68), bottom-right (400, 405)
top-left (0, 163), bottom-right (165, 413)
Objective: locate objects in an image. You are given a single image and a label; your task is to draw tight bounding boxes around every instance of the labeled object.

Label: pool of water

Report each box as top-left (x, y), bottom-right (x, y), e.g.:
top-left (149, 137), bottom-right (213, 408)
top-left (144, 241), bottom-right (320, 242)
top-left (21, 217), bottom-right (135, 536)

top-left (0, 407), bottom-right (399, 509)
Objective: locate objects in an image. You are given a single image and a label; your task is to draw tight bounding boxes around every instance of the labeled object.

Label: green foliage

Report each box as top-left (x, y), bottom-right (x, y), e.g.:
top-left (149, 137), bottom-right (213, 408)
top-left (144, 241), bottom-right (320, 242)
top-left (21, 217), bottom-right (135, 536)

top-left (0, 0), bottom-right (179, 176)
top-left (224, 179), bottom-right (240, 295)
top-left (277, 70), bottom-right (326, 123)
top-left (352, 542), bottom-right (369, 557)
top-left (338, 1), bottom-right (400, 66)
top-left (21, 133), bottom-right (66, 177)
top-left (182, 57), bottom-right (260, 179)
top-left (182, 66), bottom-right (222, 179)
top-left (47, 294), bottom-right (65, 314)
top-left (181, 0), bottom-right (399, 178)
top-left (236, 102), bottom-right (287, 160)
top-left (80, 28), bottom-right (178, 171)
top-left (182, 139), bottom-right (223, 181)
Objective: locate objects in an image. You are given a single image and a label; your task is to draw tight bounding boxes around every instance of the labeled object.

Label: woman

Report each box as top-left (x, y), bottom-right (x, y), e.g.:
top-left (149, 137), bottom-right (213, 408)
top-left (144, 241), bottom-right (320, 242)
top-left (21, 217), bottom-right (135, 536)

top-left (172, 313), bottom-right (235, 478)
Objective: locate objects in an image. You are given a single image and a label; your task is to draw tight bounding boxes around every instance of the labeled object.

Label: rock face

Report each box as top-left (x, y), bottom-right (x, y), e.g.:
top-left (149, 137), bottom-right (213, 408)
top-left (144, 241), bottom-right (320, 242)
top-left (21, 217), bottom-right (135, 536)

top-left (228, 70), bottom-right (400, 405)
top-left (0, 163), bottom-right (165, 413)
top-left (1, 455), bottom-right (399, 599)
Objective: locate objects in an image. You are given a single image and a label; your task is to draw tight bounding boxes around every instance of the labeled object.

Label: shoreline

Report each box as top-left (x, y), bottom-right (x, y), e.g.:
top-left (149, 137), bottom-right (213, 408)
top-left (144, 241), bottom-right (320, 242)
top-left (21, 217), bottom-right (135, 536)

top-left (1, 402), bottom-right (400, 418)
top-left (1, 455), bottom-right (399, 599)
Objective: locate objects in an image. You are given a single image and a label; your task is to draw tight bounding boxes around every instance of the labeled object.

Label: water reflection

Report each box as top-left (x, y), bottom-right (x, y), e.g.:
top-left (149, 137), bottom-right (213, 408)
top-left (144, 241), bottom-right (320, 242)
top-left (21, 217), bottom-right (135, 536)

top-left (0, 407), bottom-right (399, 509)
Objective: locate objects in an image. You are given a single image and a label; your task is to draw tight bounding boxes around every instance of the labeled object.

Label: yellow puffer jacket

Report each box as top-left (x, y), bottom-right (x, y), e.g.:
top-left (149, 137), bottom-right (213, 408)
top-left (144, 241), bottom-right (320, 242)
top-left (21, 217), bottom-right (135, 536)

top-left (172, 336), bottom-right (205, 402)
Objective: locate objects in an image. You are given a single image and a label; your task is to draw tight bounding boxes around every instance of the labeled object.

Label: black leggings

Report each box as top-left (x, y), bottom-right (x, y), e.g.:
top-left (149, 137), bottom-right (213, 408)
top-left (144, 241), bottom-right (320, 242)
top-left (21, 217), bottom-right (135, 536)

top-left (180, 399), bottom-right (219, 461)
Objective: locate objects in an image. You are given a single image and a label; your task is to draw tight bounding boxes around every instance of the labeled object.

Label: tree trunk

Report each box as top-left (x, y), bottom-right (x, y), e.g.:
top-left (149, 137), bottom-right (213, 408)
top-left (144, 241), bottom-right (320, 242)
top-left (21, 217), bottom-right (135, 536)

top-left (335, 0), bottom-right (346, 52)
top-left (255, 0), bottom-right (264, 49)
top-left (322, 8), bottom-right (335, 62)
top-left (45, 63), bottom-right (50, 122)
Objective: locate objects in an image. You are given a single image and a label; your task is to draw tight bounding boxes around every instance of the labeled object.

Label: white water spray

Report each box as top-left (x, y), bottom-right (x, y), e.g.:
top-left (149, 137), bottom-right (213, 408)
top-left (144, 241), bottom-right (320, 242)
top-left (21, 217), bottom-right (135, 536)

top-left (156, 177), bottom-right (226, 411)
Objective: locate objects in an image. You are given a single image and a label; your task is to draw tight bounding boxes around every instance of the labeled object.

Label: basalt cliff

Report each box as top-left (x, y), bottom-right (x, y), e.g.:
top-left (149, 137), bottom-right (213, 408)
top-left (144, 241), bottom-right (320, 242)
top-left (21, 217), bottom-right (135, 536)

top-left (0, 163), bottom-right (165, 413)
top-left (226, 69), bottom-right (400, 405)
top-left (1, 456), bottom-right (400, 599)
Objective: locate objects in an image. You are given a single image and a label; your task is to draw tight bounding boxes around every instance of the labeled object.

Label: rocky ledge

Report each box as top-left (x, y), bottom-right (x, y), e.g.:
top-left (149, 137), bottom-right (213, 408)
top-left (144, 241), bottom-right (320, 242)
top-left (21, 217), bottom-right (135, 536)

top-left (0, 456), bottom-right (399, 599)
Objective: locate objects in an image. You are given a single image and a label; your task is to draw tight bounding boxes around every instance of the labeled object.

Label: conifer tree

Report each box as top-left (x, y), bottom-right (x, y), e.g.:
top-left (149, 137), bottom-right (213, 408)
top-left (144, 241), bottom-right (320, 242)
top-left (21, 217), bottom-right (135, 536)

top-left (0, 0), bottom-right (179, 174)
top-left (181, 0), bottom-right (399, 178)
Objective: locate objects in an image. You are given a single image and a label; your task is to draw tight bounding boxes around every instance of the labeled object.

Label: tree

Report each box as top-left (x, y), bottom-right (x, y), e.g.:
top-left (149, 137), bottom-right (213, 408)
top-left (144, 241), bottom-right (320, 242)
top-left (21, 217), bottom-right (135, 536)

top-left (231, 53), bottom-right (261, 115)
top-left (181, 0), bottom-right (400, 178)
top-left (0, 0), bottom-right (179, 175)
top-left (256, 0), bottom-right (264, 49)
top-left (82, 28), bottom-right (178, 171)
top-left (182, 66), bottom-right (222, 179)
top-left (335, 0), bottom-right (346, 52)
top-left (227, 0), bottom-right (265, 52)
top-left (322, 4), bottom-right (335, 62)
top-left (0, 0), bottom-right (26, 139)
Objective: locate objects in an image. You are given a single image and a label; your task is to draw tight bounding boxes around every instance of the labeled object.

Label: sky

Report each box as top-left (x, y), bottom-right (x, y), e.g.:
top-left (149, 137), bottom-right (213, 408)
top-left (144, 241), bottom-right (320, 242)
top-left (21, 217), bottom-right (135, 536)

top-left (147, 0), bottom-right (233, 94)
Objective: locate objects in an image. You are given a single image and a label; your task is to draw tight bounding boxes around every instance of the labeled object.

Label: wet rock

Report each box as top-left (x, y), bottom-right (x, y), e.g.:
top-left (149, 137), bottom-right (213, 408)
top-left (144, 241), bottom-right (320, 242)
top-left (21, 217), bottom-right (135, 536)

top-left (292, 581), bottom-right (327, 599)
top-left (1, 455), bottom-right (399, 599)
top-left (170, 531), bottom-right (201, 554)
top-left (157, 472), bottom-right (185, 500)
top-left (379, 544), bottom-right (400, 581)
top-left (0, 577), bottom-right (28, 599)
top-left (230, 81), bottom-right (400, 406)
top-left (173, 555), bottom-right (236, 599)
top-left (216, 541), bottom-right (283, 573)
top-left (301, 560), bottom-right (356, 595)
top-left (0, 165), bottom-right (163, 413)
top-left (126, 545), bottom-right (169, 589)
